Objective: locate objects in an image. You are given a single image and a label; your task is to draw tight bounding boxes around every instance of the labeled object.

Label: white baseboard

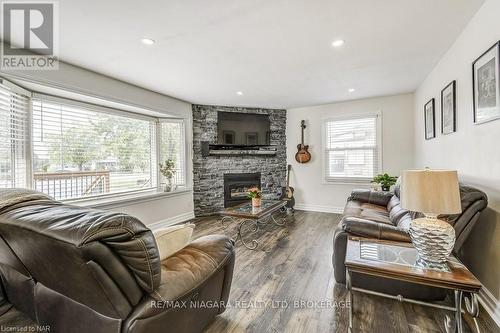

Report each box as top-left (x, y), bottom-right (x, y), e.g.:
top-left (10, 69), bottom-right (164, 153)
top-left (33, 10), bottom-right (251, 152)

top-left (478, 286), bottom-right (500, 327)
top-left (294, 204), bottom-right (343, 214)
top-left (147, 211), bottom-right (195, 230)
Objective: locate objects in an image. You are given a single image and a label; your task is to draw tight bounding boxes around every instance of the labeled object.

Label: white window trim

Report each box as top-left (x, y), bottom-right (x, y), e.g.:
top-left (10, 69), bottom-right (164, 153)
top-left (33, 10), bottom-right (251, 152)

top-left (1, 77), bottom-right (190, 204)
top-left (321, 111), bottom-right (383, 185)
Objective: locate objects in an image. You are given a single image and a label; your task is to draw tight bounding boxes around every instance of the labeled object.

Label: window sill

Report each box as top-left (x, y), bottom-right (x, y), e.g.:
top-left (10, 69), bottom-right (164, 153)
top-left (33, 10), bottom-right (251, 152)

top-left (322, 179), bottom-right (373, 186)
top-left (66, 188), bottom-right (193, 210)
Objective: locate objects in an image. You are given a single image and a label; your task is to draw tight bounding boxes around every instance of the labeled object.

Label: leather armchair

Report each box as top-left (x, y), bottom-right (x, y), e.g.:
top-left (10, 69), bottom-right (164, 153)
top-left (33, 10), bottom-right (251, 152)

top-left (0, 189), bottom-right (235, 333)
top-left (332, 183), bottom-right (488, 300)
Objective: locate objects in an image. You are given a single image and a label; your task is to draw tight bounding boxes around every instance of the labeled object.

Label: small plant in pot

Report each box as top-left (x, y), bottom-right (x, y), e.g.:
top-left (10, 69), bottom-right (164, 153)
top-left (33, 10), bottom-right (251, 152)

top-left (247, 187), bottom-right (262, 207)
top-left (159, 159), bottom-right (176, 192)
top-left (372, 173), bottom-right (398, 192)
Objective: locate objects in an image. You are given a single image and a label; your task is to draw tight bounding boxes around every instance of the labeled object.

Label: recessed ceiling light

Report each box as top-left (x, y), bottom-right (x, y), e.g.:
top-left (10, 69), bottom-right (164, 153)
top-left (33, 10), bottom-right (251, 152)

top-left (348, 88), bottom-right (356, 93)
top-left (141, 38), bottom-right (155, 45)
top-left (332, 39), bottom-right (345, 48)
top-left (236, 91), bottom-right (243, 96)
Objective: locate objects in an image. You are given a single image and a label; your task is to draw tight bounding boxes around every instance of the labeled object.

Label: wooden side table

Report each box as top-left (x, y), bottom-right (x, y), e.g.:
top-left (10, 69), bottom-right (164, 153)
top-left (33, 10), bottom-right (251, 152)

top-left (345, 236), bottom-right (482, 333)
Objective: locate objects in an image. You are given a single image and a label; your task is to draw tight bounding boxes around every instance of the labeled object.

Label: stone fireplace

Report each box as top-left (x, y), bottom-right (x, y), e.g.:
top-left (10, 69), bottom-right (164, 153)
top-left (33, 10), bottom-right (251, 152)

top-left (224, 172), bottom-right (261, 207)
top-left (192, 104), bottom-right (287, 216)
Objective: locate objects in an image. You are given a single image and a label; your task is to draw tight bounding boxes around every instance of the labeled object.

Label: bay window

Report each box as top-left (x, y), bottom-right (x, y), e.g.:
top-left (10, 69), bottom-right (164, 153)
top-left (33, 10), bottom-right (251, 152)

top-left (0, 79), bottom-right (187, 201)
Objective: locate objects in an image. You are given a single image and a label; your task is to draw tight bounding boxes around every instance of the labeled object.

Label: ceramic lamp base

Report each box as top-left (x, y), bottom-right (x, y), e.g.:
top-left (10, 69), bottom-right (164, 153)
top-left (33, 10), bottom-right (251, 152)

top-left (409, 216), bottom-right (455, 269)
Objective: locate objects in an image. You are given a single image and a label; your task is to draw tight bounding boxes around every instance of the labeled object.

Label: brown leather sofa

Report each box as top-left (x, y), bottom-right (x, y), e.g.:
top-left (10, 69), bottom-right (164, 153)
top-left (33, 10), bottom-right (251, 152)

top-left (332, 182), bottom-right (487, 300)
top-left (0, 189), bottom-right (235, 333)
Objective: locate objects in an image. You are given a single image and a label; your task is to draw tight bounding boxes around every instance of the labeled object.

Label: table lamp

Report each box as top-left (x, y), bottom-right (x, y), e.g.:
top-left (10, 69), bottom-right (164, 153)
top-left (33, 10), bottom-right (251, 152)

top-left (400, 169), bottom-right (462, 269)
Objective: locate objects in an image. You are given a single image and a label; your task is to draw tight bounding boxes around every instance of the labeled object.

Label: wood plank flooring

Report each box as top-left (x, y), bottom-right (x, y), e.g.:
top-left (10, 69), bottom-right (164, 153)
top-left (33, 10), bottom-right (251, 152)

top-left (191, 210), bottom-right (499, 333)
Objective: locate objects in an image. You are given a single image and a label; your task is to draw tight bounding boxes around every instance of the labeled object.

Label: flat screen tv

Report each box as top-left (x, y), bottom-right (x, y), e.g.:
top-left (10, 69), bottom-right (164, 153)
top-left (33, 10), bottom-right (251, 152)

top-left (217, 112), bottom-right (271, 146)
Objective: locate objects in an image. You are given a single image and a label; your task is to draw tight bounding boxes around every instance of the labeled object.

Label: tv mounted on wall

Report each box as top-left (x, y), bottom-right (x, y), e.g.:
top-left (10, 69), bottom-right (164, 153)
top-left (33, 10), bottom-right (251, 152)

top-left (217, 112), bottom-right (271, 146)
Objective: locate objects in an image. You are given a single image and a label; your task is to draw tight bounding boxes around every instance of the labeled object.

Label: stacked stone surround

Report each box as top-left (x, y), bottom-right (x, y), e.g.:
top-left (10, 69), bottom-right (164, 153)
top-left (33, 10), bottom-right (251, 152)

top-left (192, 104), bottom-right (287, 216)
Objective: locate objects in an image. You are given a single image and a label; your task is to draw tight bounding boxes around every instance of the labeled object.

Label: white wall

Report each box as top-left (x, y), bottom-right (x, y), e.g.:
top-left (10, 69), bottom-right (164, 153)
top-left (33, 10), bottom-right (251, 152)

top-left (413, 0), bottom-right (500, 314)
top-left (99, 191), bottom-right (195, 227)
top-left (0, 60), bottom-right (194, 227)
top-left (286, 94), bottom-right (414, 212)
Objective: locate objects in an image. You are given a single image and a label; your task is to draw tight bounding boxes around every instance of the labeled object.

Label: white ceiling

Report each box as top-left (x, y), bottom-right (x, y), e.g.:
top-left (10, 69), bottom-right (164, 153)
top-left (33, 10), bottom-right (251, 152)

top-left (56, 0), bottom-right (483, 109)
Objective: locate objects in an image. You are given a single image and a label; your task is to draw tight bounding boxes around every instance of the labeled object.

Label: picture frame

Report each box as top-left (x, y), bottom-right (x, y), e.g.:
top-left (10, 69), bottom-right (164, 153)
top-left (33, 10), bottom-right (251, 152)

top-left (424, 98), bottom-right (436, 140)
top-left (473, 41), bottom-right (500, 124)
top-left (441, 80), bottom-right (456, 134)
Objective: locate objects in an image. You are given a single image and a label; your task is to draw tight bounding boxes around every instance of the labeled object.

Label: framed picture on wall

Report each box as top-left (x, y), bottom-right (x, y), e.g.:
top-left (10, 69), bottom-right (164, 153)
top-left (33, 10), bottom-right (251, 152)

top-left (473, 41), bottom-right (500, 124)
top-left (424, 98), bottom-right (436, 140)
top-left (441, 80), bottom-right (456, 134)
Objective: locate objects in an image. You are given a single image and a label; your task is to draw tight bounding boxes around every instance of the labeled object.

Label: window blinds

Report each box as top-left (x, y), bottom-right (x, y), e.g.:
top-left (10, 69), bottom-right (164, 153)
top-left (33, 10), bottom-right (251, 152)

top-left (31, 99), bottom-right (157, 200)
top-left (324, 115), bottom-right (380, 182)
top-left (159, 119), bottom-right (186, 186)
top-left (0, 83), bottom-right (30, 188)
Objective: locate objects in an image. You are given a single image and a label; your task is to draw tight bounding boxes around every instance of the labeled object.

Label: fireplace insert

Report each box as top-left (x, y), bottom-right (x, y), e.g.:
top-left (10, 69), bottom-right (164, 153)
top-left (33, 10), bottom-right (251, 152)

top-left (224, 172), bottom-right (261, 207)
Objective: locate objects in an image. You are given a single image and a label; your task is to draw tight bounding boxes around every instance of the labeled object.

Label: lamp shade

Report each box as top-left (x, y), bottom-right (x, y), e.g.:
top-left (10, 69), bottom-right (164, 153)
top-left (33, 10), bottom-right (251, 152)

top-left (400, 169), bottom-right (461, 215)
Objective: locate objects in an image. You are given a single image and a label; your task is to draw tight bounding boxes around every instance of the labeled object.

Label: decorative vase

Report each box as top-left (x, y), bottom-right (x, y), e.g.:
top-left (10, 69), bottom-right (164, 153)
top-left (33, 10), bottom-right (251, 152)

top-left (164, 179), bottom-right (173, 192)
top-left (252, 197), bottom-right (261, 207)
top-left (409, 215), bottom-right (455, 269)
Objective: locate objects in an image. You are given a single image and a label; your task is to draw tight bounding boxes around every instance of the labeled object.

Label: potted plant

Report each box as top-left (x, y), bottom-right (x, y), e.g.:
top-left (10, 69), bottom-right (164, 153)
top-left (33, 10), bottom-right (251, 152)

top-left (159, 159), bottom-right (177, 192)
top-left (247, 187), bottom-right (262, 207)
top-left (372, 173), bottom-right (398, 192)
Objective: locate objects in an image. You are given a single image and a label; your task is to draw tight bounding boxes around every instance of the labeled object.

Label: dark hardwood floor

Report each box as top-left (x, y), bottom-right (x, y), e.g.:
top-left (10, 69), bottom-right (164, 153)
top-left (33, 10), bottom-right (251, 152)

top-left (191, 210), bottom-right (498, 333)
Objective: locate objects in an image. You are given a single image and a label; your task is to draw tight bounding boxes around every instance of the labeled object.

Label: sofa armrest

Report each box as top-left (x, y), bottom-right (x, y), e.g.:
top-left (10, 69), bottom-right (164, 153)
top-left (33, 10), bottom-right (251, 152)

top-left (348, 189), bottom-right (393, 206)
top-left (341, 216), bottom-right (411, 243)
top-left (332, 224), bottom-right (349, 284)
top-left (154, 234), bottom-right (235, 302)
top-left (122, 235), bottom-right (235, 332)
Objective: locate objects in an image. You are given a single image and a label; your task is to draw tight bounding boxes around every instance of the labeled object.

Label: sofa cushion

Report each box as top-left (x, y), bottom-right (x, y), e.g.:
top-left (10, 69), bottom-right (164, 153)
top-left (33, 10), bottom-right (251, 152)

top-left (156, 235), bottom-right (234, 301)
top-left (343, 200), bottom-right (362, 216)
top-left (361, 203), bottom-right (388, 213)
top-left (340, 216), bottom-right (411, 242)
top-left (386, 195), bottom-right (400, 212)
top-left (153, 224), bottom-right (195, 261)
top-left (439, 185), bottom-right (487, 227)
top-left (387, 195), bottom-right (418, 228)
top-left (393, 177), bottom-right (401, 198)
top-left (360, 209), bottom-right (391, 224)
top-left (343, 201), bottom-right (391, 224)
top-left (348, 189), bottom-right (393, 206)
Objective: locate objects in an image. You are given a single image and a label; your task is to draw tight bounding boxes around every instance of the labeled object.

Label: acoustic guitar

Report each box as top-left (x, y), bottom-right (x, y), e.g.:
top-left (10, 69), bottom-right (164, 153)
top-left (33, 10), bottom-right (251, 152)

top-left (280, 164), bottom-right (295, 209)
top-left (295, 120), bottom-right (311, 163)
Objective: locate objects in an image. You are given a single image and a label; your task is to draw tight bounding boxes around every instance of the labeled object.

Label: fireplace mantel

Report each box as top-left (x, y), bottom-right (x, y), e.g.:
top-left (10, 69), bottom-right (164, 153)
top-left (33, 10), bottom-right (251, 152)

top-left (208, 149), bottom-right (276, 157)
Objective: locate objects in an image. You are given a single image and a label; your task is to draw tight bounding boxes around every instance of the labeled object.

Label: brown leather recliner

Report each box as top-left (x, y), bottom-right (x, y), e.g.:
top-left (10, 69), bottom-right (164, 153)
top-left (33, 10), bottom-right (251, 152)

top-left (332, 182), bottom-right (487, 300)
top-left (0, 189), bottom-right (235, 333)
